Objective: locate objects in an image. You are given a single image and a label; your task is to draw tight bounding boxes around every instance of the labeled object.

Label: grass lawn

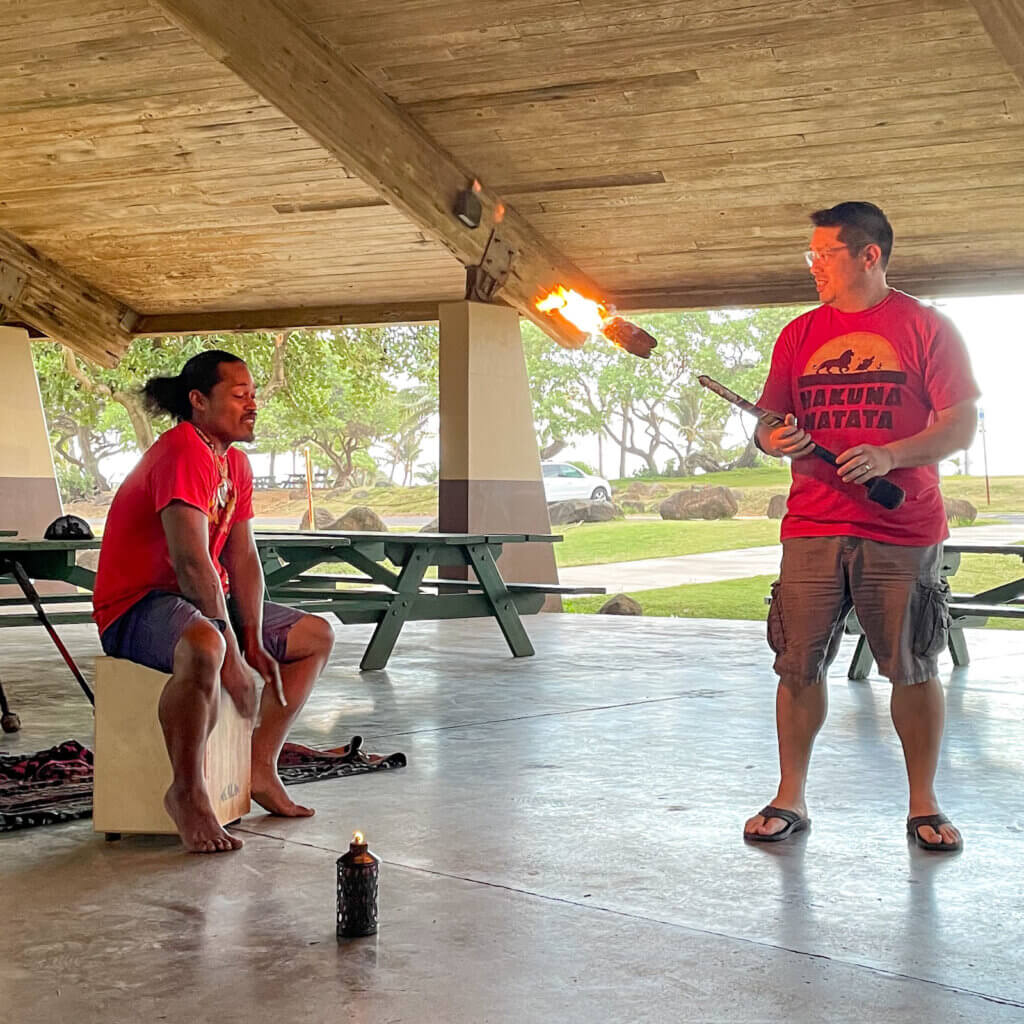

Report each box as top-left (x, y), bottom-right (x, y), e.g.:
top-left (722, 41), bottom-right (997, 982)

top-left (565, 550), bottom-right (1024, 630)
top-left (554, 518), bottom-right (781, 567)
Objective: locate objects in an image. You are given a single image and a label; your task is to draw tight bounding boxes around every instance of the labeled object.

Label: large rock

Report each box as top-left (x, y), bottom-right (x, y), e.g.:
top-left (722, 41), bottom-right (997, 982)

top-left (599, 594), bottom-right (642, 615)
top-left (766, 493), bottom-right (788, 520)
top-left (76, 548), bottom-right (100, 572)
top-left (547, 499), bottom-right (621, 525)
top-left (330, 506), bottom-right (387, 532)
top-left (299, 506), bottom-right (335, 531)
top-left (659, 486), bottom-right (738, 521)
top-left (943, 497), bottom-right (978, 523)
top-left (419, 517), bottom-right (439, 533)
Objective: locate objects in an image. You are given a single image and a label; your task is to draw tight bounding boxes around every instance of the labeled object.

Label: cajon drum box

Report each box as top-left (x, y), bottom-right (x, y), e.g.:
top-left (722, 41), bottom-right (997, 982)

top-left (93, 657), bottom-right (251, 836)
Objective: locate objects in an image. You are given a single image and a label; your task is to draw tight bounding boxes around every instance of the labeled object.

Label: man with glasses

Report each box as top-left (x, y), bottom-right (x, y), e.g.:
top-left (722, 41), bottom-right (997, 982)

top-left (743, 202), bottom-right (979, 852)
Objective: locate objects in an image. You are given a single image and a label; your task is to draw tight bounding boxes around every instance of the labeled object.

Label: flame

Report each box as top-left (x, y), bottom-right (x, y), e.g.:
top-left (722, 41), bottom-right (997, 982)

top-left (352, 830), bottom-right (364, 844)
top-left (536, 286), bottom-right (609, 337)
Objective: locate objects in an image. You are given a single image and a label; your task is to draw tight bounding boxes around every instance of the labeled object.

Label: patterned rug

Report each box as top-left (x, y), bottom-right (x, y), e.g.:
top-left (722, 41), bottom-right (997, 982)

top-left (0, 736), bottom-right (406, 833)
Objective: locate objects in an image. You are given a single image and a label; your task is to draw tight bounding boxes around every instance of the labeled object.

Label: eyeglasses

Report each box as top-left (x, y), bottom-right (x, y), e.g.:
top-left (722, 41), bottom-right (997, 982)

top-left (804, 245), bottom-right (853, 267)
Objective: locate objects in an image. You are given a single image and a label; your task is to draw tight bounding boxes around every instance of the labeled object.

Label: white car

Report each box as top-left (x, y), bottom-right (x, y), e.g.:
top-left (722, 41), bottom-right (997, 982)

top-left (541, 462), bottom-right (612, 503)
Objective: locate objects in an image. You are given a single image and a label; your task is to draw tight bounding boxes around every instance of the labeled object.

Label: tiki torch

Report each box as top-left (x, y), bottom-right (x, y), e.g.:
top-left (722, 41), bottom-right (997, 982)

top-left (535, 287), bottom-right (657, 358)
top-left (698, 375), bottom-right (905, 510)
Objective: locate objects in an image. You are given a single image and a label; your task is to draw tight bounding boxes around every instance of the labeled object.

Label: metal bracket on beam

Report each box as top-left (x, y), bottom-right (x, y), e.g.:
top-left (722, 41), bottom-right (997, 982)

top-left (465, 230), bottom-right (517, 303)
top-left (0, 261), bottom-right (28, 321)
top-left (118, 308), bottom-right (140, 333)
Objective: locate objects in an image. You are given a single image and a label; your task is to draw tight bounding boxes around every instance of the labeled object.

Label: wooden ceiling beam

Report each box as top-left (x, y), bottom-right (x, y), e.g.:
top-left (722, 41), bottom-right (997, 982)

top-left (968, 0), bottom-right (1024, 91)
top-left (149, 0), bottom-right (610, 349)
top-left (0, 227), bottom-right (136, 367)
top-left (136, 265), bottom-right (1024, 339)
top-left (134, 300), bottom-right (444, 336)
top-left (616, 268), bottom-right (1024, 313)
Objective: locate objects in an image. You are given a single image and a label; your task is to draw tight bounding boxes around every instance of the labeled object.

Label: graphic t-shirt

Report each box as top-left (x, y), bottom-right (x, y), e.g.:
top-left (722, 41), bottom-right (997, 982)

top-left (92, 422), bottom-right (254, 634)
top-left (758, 290), bottom-right (979, 546)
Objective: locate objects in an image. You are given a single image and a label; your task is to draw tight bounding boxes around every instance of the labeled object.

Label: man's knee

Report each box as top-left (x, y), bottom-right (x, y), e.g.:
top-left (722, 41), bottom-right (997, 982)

top-left (173, 620), bottom-right (227, 692)
top-left (778, 673), bottom-right (824, 695)
top-left (302, 613), bottom-right (335, 659)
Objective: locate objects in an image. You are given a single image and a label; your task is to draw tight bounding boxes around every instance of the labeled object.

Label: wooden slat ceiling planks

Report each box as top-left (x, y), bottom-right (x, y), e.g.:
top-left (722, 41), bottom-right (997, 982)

top-left (0, 0), bottom-right (1021, 358)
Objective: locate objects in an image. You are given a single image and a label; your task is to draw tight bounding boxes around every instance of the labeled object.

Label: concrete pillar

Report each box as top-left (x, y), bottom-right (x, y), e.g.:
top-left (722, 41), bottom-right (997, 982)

top-left (438, 302), bottom-right (559, 598)
top-left (0, 326), bottom-right (63, 537)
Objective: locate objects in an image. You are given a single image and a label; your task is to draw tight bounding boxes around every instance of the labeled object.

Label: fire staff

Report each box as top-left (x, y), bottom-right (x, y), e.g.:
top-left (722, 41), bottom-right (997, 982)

top-left (742, 202), bottom-right (979, 853)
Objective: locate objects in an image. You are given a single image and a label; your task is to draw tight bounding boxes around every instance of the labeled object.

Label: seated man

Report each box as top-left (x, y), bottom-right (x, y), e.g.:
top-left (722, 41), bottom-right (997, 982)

top-left (92, 350), bottom-right (335, 854)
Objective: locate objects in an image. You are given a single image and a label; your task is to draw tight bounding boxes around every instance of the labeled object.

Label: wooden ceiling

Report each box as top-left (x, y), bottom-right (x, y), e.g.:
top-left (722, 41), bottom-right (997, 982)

top-left (1, 0), bottom-right (1023, 364)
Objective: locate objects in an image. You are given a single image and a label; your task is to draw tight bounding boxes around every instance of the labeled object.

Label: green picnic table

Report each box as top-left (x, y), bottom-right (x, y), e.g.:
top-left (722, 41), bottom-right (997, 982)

top-left (0, 531), bottom-right (604, 728)
top-left (846, 541), bottom-right (1024, 678)
top-left (256, 530), bottom-right (604, 671)
top-left (0, 537), bottom-right (101, 730)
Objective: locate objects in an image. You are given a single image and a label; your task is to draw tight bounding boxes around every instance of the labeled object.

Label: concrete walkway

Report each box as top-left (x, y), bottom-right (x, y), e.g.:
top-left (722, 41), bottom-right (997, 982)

top-left (560, 521), bottom-right (1024, 592)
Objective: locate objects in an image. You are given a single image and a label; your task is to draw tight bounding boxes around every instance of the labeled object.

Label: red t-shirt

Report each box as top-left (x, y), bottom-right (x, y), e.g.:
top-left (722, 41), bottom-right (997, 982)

top-left (758, 290), bottom-right (979, 546)
top-left (92, 422), bottom-right (254, 634)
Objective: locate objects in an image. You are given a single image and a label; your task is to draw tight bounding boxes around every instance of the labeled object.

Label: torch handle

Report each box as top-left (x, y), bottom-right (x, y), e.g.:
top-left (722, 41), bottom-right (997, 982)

top-left (696, 375), bottom-right (905, 511)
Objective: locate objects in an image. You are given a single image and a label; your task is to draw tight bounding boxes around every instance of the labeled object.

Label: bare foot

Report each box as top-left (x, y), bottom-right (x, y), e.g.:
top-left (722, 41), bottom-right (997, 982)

top-left (251, 766), bottom-right (315, 817)
top-left (164, 785), bottom-right (243, 854)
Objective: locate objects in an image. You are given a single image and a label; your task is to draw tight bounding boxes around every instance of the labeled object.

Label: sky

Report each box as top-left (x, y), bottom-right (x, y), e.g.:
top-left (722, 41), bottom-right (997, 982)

top-left (557, 293), bottom-right (1024, 482)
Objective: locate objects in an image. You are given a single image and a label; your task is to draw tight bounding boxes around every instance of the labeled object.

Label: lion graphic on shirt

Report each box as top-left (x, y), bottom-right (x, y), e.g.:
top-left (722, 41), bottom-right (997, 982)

top-left (815, 348), bottom-right (855, 374)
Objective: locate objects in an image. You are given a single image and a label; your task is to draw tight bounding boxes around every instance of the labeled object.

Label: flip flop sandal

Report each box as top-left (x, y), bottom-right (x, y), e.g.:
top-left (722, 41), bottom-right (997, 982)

top-left (744, 804), bottom-right (811, 843)
top-left (907, 813), bottom-right (963, 852)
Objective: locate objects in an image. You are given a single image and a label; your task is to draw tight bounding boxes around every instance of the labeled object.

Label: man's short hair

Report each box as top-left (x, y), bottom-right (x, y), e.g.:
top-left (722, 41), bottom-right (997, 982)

top-left (810, 201), bottom-right (893, 268)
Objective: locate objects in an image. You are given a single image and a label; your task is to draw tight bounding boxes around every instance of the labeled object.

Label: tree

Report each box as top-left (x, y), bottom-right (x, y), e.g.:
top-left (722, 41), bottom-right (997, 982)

top-left (521, 305), bottom-right (809, 477)
top-left (262, 328), bottom-right (400, 487)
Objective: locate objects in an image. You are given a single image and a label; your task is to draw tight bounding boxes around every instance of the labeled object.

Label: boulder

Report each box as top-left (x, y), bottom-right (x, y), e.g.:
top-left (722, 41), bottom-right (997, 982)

top-left (419, 517), bottom-right (439, 533)
top-left (299, 506), bottom-right (335, 531)
top-left (547, 499), bottom-right (622, 525)
top-left (599, 594), bottom-right (643, 616)
top-left (943, 497), bottom-right (978, 523)
top-left (659, 486), bottom-right (738, 521)
top-left (330, 506), bottom-right (387, 532)
top-left (76, 548), bottom-right (100, 572)
top-left (619, 500), bottom-right (647, 514)
top-left (766, 493), bottom-right (788, 520)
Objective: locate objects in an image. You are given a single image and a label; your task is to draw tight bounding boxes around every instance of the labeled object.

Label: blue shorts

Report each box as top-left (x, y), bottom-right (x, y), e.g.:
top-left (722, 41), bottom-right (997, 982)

top-left (100, 590), bottom-right (305, 674)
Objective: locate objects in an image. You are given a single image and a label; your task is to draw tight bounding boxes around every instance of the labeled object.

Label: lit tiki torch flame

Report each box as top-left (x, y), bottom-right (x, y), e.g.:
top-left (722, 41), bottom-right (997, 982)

top-left (535, 286), bottom-right (657, 358)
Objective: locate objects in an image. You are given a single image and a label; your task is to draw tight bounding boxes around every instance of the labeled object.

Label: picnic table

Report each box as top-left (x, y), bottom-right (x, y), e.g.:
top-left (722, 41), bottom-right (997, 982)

top-left (846, 541), bottom-right (1024, 678)
top-left (0, 537), bottom-right (100, 731)
top-left (0, 530), bottom-right (603, 729)
top-left (256, 530), bottom-right (603, 671)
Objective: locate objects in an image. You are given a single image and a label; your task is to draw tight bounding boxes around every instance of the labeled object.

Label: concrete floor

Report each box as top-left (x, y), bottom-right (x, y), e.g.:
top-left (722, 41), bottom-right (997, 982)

top-left (2, 614), bottom-right (1024, 1023)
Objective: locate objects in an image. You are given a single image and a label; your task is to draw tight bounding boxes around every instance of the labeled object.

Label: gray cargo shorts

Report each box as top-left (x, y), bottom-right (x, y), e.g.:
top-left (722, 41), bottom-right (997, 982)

top-left (767, 536), bottom-right (950, 686)
top-left (100, 590), bottom-right (306, 674)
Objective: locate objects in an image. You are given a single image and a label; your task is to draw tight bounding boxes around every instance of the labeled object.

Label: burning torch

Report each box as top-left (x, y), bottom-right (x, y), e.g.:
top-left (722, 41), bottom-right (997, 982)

top-left (697, 375), bottom-right (905, 511)
top-left (535, 287), bottom-right (658, 359)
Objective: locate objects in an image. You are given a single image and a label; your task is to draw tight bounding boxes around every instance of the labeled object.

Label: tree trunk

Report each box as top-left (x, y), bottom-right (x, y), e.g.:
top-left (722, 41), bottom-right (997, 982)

top-left (597, 432), bottom-right (603, 477)
top-left (114, 391), bottom-right (155, 451)
top-left (540, 439), bottom-right (567, 460)
top-left (618, 405), bottom-right (627, 478)
top-left (75, 423), bottom-right (110, 491)
top-left (269, 450), bottom-right (276, 479)
top-left (728, 435), bottom-right (760, 470)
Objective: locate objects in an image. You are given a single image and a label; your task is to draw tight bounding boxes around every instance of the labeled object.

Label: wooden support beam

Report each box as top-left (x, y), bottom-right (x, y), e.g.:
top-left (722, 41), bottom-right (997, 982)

top-left (136, 265), bottom-right (1024, 339)
top-left (134, 300), bottom-right (443, 336)
top-left (0, 228), bottom-right (136, 368)
top-left (969, 0), bottom-right (1024, 91)
top-left (616, 268), bottom-right (1024, 313)
top-left (149, 0), bottom-right (609, 349)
